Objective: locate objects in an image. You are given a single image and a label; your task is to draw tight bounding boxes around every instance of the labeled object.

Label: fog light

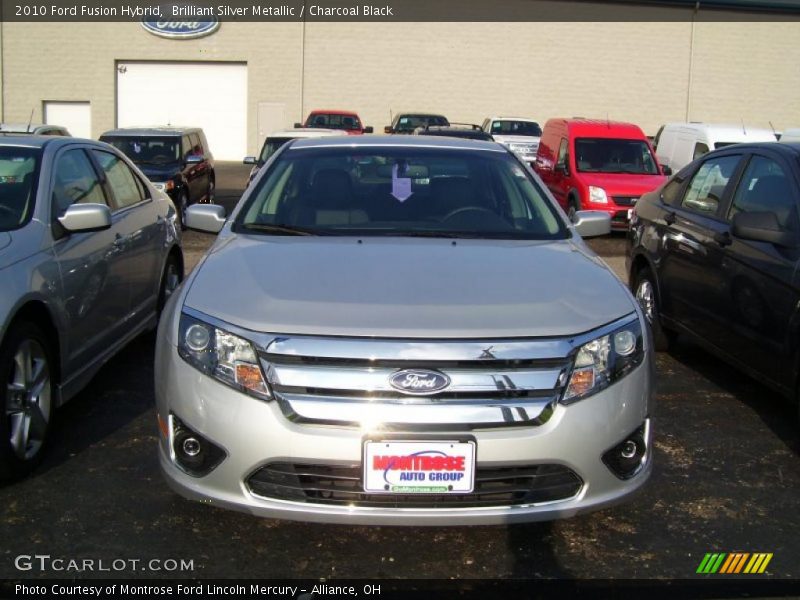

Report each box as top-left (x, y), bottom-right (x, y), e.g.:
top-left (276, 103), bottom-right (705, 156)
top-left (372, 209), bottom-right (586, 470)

top-left (182, 437), bottom-right (201, 457)
top-left (169, 414), bottom-right (226, 477)
top-left (602, 420), bottom-right (649, 480)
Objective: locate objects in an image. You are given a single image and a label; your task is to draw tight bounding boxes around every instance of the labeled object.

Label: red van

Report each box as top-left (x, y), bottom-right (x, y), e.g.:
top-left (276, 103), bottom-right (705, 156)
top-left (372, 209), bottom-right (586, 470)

top-left (533, 118), bottom-right (668, 230)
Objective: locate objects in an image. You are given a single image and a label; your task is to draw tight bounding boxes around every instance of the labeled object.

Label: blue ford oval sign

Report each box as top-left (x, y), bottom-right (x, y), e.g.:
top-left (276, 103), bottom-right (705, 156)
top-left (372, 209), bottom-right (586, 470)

top-left (142, 15), bottom-right (220, 40)
top-left (389, 370), bottom-right (451, 396)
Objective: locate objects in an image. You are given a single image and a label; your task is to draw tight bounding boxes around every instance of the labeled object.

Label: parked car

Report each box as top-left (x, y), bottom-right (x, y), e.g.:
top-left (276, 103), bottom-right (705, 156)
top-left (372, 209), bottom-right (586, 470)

top-left (414, 123), bottom-right (494, 141)
top-left (534, 118), bottom-right (668, 230)
top-left (243, 128), bottom-right (343, 186)
top-left (295, 110), bottom-right (373, 135)
top-left (155, 135), bottom-right (654, 525)
top-left (0, 123), bottom-right (70, 136)
top-left (99, 127), bottom-right (215, 229)
top-left (482, 116), bottom-right (542, 163)
top-left (654, 123), bottom-right (777, 173)
top-left (627, 141), bottom-right (800, 415)
top-left (0, 136), bottom-right (183, 479)
top-left (385, 113), bottom-right (449, 134)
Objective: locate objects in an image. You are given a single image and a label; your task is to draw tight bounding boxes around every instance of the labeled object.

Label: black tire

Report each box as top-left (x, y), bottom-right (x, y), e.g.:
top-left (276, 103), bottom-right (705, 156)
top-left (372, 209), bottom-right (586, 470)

top-left (157, 253), bottom-right (183, 317)
top-left (567, 195), bottom-right (580, 223)
top-left (176, 190), bottom-right (189, 231)
top-left (0, 321), bottom-right (55, 480)
top-left (632, 267), bottom-right (675, 352)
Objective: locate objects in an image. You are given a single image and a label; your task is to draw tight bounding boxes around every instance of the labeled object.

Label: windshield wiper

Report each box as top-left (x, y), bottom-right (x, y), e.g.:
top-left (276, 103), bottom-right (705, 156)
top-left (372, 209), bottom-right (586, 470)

top-left (242, 223), bottom-right (321, 236)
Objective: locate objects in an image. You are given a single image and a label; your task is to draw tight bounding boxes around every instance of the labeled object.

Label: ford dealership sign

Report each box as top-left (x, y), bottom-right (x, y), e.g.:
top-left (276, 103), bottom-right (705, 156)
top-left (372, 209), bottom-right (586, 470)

top-left (142, 16), bottom-right (220, 40)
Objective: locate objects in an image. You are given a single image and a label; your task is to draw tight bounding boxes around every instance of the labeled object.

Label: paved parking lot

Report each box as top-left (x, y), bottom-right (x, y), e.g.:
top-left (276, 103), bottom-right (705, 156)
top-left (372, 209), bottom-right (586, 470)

top-left (1, 164), bottom-right (798, 581)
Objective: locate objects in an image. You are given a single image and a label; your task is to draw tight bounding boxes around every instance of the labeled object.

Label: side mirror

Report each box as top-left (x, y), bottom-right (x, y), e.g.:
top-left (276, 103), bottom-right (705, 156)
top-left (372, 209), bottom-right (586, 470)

top-left (294, 122), bottom-right (303, 129)
top-left (243, 156), bottom-right (257, 165)
top-left (556, 163), bottom-right (570, 176)
top-left (185, 204), bottom-right (226, 234)
top-left (732, 211), bottom-right (797, 248)
top-left (57, 203), bottom-right (112, 233)
top-left (364, 126), bottom-right (374, 134)
top-left (661, 165), bottom-right (673, 176)
top-left (185, 154), bottom-right (204, 164)
top-left (384, 126), bottom-right (393, 134)
top-left (572, 210), bottom-right (611, 238)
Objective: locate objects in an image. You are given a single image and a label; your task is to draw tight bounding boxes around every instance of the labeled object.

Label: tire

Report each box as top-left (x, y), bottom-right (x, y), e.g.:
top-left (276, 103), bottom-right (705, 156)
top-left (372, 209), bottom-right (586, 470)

top-left (176, 190), bottom-right (189, 231)
top-left (0, 321), bottom-right (54, 480)
top-left (567, 195), bottom-right (580, 223)
top-left (157, 253), bottom-right (183, 318)
top-left (632, 267), bottom-right (675, 352)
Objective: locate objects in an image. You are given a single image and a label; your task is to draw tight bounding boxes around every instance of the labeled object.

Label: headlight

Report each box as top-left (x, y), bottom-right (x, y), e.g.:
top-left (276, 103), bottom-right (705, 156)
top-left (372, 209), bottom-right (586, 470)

top-left (588, 186), bottom-right (608, 204)
top-left (178, 313), bottom-right (271, 400)
top-left (561, 318), bottom-right (644, 404)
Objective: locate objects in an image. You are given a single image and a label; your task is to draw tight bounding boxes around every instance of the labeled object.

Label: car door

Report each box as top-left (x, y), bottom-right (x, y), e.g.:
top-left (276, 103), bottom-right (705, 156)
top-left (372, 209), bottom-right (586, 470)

top-left (657, 152), bottom-right (745, 343)
top-left (49, 146), bottom-right (131, 372)
top-left (91, 148), bottom-right (163, 320)
top-left (713, 151), bottom-right (800, 389)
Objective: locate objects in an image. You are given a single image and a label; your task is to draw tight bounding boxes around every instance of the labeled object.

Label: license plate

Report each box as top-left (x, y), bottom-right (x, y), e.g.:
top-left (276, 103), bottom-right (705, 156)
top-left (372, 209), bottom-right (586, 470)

top-left (363, 440), bottom-right (476, 494)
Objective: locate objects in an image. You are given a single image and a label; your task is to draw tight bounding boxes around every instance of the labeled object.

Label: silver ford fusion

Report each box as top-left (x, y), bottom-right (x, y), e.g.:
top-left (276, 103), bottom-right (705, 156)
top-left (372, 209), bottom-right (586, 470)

top-left (156, 136), bottom-right (653, 525)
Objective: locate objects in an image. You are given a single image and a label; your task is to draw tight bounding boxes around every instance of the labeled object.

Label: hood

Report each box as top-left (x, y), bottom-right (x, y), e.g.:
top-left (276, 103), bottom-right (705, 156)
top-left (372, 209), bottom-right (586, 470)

top-left (0, 223), bottom-right (46, 270)
top-left (576, 172), bottom-right (666, 197)
top-left (184, 236), bottom-right (636, 339)
top-left (136, 163), bottom-right (180, 182)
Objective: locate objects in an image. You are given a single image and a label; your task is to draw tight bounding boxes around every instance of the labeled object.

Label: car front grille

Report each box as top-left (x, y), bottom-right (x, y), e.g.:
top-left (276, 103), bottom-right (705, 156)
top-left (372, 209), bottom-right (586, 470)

top-left (247, 462), bottom-right (583, 508)
top-left (612, 196), bottom-right (638, 207)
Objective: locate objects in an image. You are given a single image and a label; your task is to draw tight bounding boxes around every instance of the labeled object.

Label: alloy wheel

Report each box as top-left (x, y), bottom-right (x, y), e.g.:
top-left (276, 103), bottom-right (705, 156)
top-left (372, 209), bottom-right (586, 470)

top-left (5, 339), bottom-right (51, 461)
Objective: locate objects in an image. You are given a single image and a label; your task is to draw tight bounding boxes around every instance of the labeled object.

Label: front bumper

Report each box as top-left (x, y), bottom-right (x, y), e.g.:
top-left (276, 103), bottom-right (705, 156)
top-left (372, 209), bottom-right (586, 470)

top-left (155, 338), bottom-right (653, 525)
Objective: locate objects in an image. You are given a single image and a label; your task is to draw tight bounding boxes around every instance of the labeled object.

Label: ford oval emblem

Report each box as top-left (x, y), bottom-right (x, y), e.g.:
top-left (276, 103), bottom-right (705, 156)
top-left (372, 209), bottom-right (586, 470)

top-left (141, 13), bottom-right (220, 40)
top-left (389, 370), bottom-right (451, 396)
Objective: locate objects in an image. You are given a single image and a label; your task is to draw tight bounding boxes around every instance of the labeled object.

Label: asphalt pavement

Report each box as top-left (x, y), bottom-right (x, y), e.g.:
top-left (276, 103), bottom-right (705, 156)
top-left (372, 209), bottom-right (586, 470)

top-left (1, 163), bottom-right (798, 583)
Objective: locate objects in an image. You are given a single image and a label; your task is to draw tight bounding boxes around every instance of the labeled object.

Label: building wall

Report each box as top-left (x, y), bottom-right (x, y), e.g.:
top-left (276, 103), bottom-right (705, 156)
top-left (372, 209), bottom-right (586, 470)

top-left (1, 15), bottom-right (798, 154)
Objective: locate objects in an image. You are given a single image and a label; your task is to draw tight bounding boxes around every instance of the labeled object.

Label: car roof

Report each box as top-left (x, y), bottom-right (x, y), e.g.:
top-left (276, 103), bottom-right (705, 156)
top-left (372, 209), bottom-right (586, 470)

top-left (395, 113), bottom-right (448, 118)
top-left (487, 116), bottom-right (538, 122)
top-left (307, 109), bottom-right (360, 116)
top-left (100, 127), bottom-right (201, 136)
top-left (549, 118), bottom-right (647, 139)
top-left (660, 122), bottom-right (777, 139)
top-left (267, 128), bottom-right (345, 139)
top-left (0, 135), bottom-right (100, 149)
top-left (289, 134), bottom-right (505, 152)
top-left (0, 123), bottom-right (60, 132)
top-left (711, 141), bottom-right (800, 156)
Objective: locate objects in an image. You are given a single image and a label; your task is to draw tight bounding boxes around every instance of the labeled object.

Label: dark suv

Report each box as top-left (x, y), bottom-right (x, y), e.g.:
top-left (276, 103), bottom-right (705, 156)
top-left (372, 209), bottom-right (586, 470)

top-left (100, 127), bottom-right (214, 228)
top-left (627, 142), bottom-right (800, 414)
top-left (385, 113), bottom-right (449, 135)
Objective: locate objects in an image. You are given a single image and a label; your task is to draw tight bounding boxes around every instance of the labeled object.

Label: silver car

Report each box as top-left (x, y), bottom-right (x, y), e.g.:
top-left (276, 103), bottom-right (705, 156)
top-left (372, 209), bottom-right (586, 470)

top-left (156, 136), bottom-right (653, 525)
top-left (0, 136), bottom-right (183, 479)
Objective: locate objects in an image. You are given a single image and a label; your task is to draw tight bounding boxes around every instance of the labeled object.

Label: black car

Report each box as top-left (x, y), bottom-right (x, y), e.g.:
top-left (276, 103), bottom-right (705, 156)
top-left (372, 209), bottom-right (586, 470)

top-left (99, 127), bottom-right (215, 228)
top-left (385, 113), bottom-right (449, 134)
top-left (414, 123), bottom-right (494, 142)
top-left (627, 142), bottom-right (800, 408)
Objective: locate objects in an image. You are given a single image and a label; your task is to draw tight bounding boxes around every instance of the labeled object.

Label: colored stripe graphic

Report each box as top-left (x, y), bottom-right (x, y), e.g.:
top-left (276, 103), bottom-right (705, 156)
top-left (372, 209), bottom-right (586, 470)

top-left (697, 552), bottom-right (773, 575)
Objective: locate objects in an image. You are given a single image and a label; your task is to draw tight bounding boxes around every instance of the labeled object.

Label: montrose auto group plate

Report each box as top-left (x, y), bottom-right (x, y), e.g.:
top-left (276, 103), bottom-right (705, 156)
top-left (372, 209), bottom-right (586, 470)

top-left (363, 440), bottom-right (476, 494)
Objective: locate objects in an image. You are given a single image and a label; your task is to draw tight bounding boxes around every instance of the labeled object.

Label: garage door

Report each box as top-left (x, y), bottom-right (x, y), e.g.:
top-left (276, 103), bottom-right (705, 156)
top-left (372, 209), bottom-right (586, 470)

top-left (116, 62), bottom-right (247, 160)
top-left (44, 101), bottom-right (91, 138)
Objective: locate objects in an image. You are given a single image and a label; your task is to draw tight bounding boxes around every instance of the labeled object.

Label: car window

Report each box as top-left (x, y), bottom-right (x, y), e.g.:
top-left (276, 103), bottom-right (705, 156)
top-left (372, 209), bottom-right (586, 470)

top-left (693, 142), bottom-right (710, 160)
top-left (0, 146), bottom-right (40, 231)
top-left (238, 147), bottom-right (565, 240)
top-left (103, 137), bottom-right (181, 165)
top-left (574, 138), bottom-right (659, 175)
top-left (189, 133), bottom-right (203, 157)
top-left (181, 135), bottom-right (193, 160)
top-left (556, 139), bottom-right (569, 170)
top-left (490, 120), bottom-right (542, 137)
top-left (92, 150), bottom-right (147, 210)
top-left (52, 149), bottom-right (107, 216)
top-left (728, 155), bottom-right (799, 232)
top-left (661, 177), bottom-right (684, 206)
top-left (680, 155), bottom-right (741, 216)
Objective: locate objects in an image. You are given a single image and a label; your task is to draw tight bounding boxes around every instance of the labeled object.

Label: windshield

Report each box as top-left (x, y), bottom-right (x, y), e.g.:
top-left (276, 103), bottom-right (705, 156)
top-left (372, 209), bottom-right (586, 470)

top-left (574, 138), bottom-right (659, 175)
top-left (491, 120), bottom-right (542, 137)
top-left (0, 147), bottom-right (40, 232)
top-left (305, 113), bottom-right (362, 131)
top-left (395, 115), bottom-right (449, 133)
top-left (236, 146), bottom-right (566, 240)
top-left (259, 138), bottom-right (294, 163)
top-left (103, 136), bottom-right (181, 165)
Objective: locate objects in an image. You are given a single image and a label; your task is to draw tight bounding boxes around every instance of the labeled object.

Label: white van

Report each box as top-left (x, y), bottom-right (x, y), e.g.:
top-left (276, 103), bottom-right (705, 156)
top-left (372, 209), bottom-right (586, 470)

top-left (779, 128), bottom-right (800, 143)
top-left (654, 123), bottom-right (777, 172)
